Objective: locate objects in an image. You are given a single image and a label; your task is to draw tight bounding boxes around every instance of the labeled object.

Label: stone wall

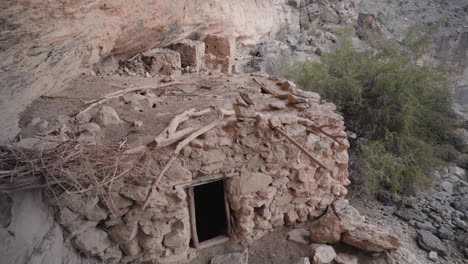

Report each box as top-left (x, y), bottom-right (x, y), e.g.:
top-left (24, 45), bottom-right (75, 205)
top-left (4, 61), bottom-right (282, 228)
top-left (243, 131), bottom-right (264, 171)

top-left (38, 73), bottom-right (350, 263)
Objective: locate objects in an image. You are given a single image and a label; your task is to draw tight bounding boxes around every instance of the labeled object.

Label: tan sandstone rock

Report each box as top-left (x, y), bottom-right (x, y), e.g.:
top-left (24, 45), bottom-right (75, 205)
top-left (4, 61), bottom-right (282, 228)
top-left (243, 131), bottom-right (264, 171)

top-left (72, 228), bottom-right (112, 257)
top-left (334, 253), bottom-right (358, 264)
top-left (342, 224), bottom-right (400, 252)
top-left (93, 106), bottom-right (121, 126)
top-left (309, 208), bottom-right (342, 244)
top-left (312, 244), bottom-right (337, 264)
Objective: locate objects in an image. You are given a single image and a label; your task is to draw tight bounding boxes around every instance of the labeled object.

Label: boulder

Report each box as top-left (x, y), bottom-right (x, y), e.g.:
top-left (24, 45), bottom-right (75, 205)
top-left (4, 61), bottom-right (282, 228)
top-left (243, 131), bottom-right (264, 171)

top-left (417, 230), bottom-right (447, 255)
top-left (334, 253), bottom-right (358, 264)
top-left (342, 224), bottom-right (400, 252)
top-left (141, 48), bottom-right (181, 76)
top-left (312, 245), bottom-right (336, 264)
top-left (308, 208), bottom-right (342, 244)
top-left (72, 228), bottom-right (112, 257)
top-left (210, 249), bottom-right (249, 264)
top-left (168, 40), bottom-right (205, 70)
top-left (332, 200), bottom-right (365, 232)
top-left (394, 208), bottom-right (426, 222)
top-left (93, 106), bottom-right (121, 126)
top-left (287, 228), bottom-right (310, 244)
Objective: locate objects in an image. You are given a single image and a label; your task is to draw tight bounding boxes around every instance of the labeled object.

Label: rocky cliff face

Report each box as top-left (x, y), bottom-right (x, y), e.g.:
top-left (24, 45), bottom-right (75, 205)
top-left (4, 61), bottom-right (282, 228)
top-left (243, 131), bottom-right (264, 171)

top-left (359, 0), bottom-right (468, 112)
top-left (0, 0), bottom-right (359, 142)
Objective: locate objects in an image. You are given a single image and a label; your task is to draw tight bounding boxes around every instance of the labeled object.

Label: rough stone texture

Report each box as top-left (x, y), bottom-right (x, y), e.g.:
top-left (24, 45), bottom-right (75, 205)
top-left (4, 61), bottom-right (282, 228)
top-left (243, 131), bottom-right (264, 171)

top-left (308, 208), bottom-right (342, 244)
top-left (0, 190), bottom-right (98, 264)
top-left (296, 257), bottom-right (311, 264)
top-left (371, 247), bottom-right (423, 264)
top-left (312, 244), bottom-right (336, 264)
top-left (334, 253), bottom-right (358, 264)
top-left (13, 72), bottom-right (349, 263)
top-left (73, 228), bottom-right (112, 257)
top-left (342, 224), bottom-right (400, 252)
top-left (169, 40), bottom-right (205, 70)
top-left (93, 106), bottom-right (121, 126)
top-left (332, 199), bottom-right (365, 232)
top-left (287, 228), bottom-right (310, 244)
top-left (141, 48), bottom-right (182, 76)
top-left (417, 230), bottom-right (447, 255)
top-left (210, 249), bottom-right (249, 264)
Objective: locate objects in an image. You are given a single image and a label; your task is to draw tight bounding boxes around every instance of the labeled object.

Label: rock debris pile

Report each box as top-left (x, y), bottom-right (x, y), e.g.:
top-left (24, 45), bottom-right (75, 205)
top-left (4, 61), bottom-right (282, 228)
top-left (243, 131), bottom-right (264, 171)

top-left (390, 165), bottom-right (468, 259)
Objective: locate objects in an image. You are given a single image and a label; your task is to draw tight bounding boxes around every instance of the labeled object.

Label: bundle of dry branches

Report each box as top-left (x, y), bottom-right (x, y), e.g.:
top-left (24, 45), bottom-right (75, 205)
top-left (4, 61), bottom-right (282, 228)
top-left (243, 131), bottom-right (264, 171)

top-left (0, 141), bottom-right (150, 195)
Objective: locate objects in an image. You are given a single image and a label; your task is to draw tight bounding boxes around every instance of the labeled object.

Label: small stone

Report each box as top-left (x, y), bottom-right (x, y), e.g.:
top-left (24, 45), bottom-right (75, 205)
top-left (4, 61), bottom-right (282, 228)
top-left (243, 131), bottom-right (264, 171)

top-left (163, 230), bottom-right (186, 248)
top-left (78, 122), bottom-right (101, 133)
top-left (85, 204), bottom-right (108, 221)
top-left (287, 228), bottom-right (310, 244)
top-left (269, 101), bottom-right (287, 110)
top-left (106, 193), bottom-right (133, 210)
top-left (182, 147), bottom-right (192, 157)
top-left (437, 226), bottom-right (454, 240)
top-left (132, 120), bottom-right (143, 127)
top-left (109, 223), bottom-right (138, 243)
top-left (428, 251), bottom-right (438, 262)
top-left (449, 165), bottom-right (466, 179)
top-left (57, 207), bottom-right (79, 225)
top-left (64, 217), bottom-right (99, 236)
top-left (102, 245), bottom-right (123, 260)
top-left (120, 239), bottom-right (141, 256)
top-left (278, 80), bottom-right (297, 91)
top-left (119, 185), bottom-right (149, 202)
top-left (440, 181), bottom-right (453, 193)
top-left (334, 253), bottom-right (358, 264)
top-left (312, 245), bottom-right (336, 264)
top-left (72, 228), bottom-right (112, 256)
top-left (75, 112), bottom-right (92, 124)
top-left (161, 76), bottom-right (175, 83)
top-left (93, 106), bottom-right (121, 126)
top-left (202, 149), bottom-right (226, 165)
top-left (211, 249), bottom-right (248, 264)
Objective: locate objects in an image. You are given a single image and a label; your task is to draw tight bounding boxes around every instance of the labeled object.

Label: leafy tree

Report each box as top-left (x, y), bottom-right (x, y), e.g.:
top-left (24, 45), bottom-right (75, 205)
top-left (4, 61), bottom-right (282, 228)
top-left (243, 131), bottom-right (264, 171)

top-left (283, 28), bottom-right (462, 194)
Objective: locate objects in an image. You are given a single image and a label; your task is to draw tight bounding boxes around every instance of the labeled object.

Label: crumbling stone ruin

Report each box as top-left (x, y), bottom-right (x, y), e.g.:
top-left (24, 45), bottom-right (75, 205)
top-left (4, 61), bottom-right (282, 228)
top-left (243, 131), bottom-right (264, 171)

top-left (19, 71), bottom-right (349, 263)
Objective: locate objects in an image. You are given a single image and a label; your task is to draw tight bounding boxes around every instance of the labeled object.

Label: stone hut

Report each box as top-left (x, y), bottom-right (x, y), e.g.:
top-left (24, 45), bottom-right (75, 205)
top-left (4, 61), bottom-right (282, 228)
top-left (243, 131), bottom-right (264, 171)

top-left (35, 71), bottom-right (351, 264)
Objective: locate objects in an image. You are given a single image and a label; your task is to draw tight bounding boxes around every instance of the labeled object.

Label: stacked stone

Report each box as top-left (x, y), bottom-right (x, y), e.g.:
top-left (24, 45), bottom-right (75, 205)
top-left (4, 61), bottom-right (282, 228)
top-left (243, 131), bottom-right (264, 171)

top-left (46, 73), bottom-right (350, 263)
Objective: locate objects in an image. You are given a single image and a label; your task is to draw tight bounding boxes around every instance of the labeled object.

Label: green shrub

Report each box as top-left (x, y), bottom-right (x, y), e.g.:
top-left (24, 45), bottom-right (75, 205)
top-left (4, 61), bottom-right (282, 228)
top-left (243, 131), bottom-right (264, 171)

top-left (282, 31), bottom-right (463, 194)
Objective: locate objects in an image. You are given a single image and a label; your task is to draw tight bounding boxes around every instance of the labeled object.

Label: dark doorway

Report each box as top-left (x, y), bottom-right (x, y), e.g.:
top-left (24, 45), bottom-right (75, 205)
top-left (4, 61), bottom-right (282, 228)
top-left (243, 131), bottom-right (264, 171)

top-left (193, 180), bottom-right (228, 243)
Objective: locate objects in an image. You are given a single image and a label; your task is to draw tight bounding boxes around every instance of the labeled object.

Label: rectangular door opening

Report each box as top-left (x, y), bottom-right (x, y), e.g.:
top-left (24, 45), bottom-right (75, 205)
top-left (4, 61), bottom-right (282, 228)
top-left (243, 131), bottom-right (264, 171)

top-left (188, 179), bottom-right (230, 248)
